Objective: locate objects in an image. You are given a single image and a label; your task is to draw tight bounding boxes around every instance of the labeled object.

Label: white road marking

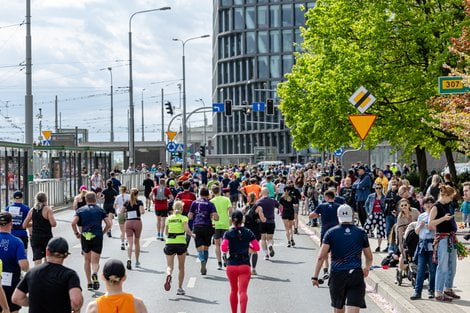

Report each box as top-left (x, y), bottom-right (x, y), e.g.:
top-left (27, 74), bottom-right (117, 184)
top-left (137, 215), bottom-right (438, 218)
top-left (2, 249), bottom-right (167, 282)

top-left (73, 243), bottom-right (81, 249)
top-left (187, 277), bottom-right (196, 288)
top-left (141, 237), bottom-right (157, 248)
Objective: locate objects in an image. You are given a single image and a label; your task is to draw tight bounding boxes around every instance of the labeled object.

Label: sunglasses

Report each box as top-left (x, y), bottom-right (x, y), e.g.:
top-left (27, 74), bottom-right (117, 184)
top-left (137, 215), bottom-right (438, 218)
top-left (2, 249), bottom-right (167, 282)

top-left (400, 204), bottom-right (409, 207)
top-left (375, 187), bottom-right (382, 190)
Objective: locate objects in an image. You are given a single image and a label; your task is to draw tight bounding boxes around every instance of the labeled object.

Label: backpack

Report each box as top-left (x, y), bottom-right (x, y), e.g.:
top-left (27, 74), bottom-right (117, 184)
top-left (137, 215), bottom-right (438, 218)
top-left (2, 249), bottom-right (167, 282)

top-left (244, 204), bottom-right (258, 225)
top-left (155, 186), bottom-right (167, 200)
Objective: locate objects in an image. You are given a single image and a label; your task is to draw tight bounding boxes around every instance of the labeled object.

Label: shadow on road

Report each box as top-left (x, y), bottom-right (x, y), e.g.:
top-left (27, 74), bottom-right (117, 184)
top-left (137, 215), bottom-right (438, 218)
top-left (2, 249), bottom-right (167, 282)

top-left (133, 267), bottom-right (164, 274)
top-left (253, 275), bottom-right (291, 282)
top-left (202, 275), bottom-right (228, 282)
top-left (168, 295), bottom-right (219, 305)
top-left (269, 259), bottom-right (305, 265)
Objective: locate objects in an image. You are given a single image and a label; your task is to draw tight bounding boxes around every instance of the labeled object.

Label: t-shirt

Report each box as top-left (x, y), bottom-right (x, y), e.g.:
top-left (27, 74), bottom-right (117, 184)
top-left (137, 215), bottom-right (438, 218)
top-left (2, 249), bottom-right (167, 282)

top-left (323, 224), bottom-right (369, 272)
top-left (417, 212), bottom-right (435, 240)
top-left (152, 186), bottom-right (172, 211)
top-left (0, 232), bottom-right (27, 286)
top-left (256, 197), bottom-right (279, 224)
top-left (124, 200), bottom-right (143, 220)
top-left (143, 178), bottom-right (155, 194)
top-left (189, 198), bottom-right (217, 227)
top-left (223, 227), bottom-right (256, 266)
top-left (315, 201), bottom-right (340, 237)
top-left (102, 188), bottom-right (118, 206)
top-left (228, 180), bottom-right (240, 195)
top-left (460, 201), bottom-right (470, 215)
top-left (111, 177), bottom-right (121, 193)
top-left (175, 191), bottom-right (197, 215)
top-left (243, 184), bottom-right (262, 199)
top-left (279, 197), bottom-right (295, 215)
top-left (75, 204), bottom-right (107, 237)
top-left (114, 194), bottom-right (130, 214)
top-left (5, 202), bottom-right (30, 238)
top-left (16, 262), bottom-right (81, 313)
top-left (372, 199), bottom-right (382, 213)
top-left (211, 196), bottom-right (232, 230)
top-left (263, 182), bottom-right (276, 198)
top-left (165, 214), bottom-right (188, 245)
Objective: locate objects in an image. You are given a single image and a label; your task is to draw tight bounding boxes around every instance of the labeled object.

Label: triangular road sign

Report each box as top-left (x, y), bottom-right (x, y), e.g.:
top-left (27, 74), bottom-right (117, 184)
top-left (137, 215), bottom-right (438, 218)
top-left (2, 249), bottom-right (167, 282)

top-left (348, 114), bottom-right (377, 140)
top-left (166, 131), bottom-right (177, 141)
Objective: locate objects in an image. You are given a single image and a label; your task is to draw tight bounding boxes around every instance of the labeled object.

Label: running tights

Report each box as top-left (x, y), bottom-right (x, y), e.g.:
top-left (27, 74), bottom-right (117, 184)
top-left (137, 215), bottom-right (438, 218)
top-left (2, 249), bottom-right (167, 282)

top-left (226, 265), bottom-right (251, 313)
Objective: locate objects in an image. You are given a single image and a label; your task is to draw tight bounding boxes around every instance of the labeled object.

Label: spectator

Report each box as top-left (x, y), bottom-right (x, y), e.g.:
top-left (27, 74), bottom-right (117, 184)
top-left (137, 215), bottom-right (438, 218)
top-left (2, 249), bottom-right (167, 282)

top-left (352, 166), bottom-right (372, 227)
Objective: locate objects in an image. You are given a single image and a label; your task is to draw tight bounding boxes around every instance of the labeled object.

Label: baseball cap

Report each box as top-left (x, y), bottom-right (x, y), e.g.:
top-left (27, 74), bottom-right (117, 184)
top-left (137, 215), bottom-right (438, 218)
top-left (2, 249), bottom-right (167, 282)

top-left (357, 165), bottom-right (366, 171)
top-left (169, 180), bottom-right (175, 187)
top-left (47, 237), bottom-right (70, 257)
top-left (103, 259), bottom-right (126, 282)
top-left (337, 204), bottom-right (354, 223)
top-left (0, 212), bottom-right (12, 226)
top-left (13, 191), bottom-right (23, 199)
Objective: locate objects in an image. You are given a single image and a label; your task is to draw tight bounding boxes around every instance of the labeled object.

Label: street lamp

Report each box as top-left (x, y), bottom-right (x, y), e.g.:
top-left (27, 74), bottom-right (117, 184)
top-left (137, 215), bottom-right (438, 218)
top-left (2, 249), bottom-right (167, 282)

top-left (128, 6), bottom-right (171, 167)
top-left (100, 67), bottom-right (114, 142)
top-left (141, 88), bottom-right (146, 142)
top-left (172, 34), bottom-right (210, 171)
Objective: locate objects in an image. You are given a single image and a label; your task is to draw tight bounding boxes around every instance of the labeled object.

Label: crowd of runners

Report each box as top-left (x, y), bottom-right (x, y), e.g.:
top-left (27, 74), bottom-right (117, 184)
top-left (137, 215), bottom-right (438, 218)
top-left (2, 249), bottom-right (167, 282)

top-left (0, 160), bottom-right (468, 313)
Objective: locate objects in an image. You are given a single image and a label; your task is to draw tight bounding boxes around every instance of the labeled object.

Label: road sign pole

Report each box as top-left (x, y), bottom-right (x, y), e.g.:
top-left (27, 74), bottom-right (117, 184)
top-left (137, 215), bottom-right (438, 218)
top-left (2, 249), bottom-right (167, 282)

top-left (340, 142), bottom-right (364, 166)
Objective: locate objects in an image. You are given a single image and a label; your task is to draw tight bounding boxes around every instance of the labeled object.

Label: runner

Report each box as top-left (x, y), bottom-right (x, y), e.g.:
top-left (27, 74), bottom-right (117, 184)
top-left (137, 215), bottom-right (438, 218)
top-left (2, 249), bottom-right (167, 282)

top-left (102, 180), bottom-right (118, 238)
top-left (241, 178), bottom-right (262, 200)
top-left (163, 201), bottom-right (194, 295)
top-left (312, 204), bottom-right (373, 313)
top-left (262, 175), bottom-right (277, 199)
top-left (221, 210), bottom-right (260, 313)
top-left (151, 179), bottom-right (174, 241)
top-left (0, 260), bottom-right (10, 313)
top-left (85, 259), bottom-right (148, 313)
top-left (286, 180), bottom-right (302, 235)
top-left (210, 185), bottom-right (233, 270)
top-left (188, 187), bottom-right (219, 275)
top-left (5, 191), bottom-right (30, 249)
top-left (114, 186), bottom-right (130, 250)
top-left (228, 176), bottom-right (241, 208)
top-left (73, 185), bottom-right (88, 211)
top-left (242, 192), bottom-right (266, 275)
top-left (22, 192), bottom-right (57, 265)
top-left (0, 212), bottom-right (29, 313)
top-left (123, 188), bottom-right (145, 270)
top-left (12, 237), bottom-right (83, 313)
top-left (256, 188), bottom-right (279, 260)
top-left (175, 181), bottom-right (197, 246)
top-left (72, 192), bottom-right (112, 291)
top-left (279, 188), bottom-right (297, 247)
top-left (109, 172), bottom-right (122, 194)
top-left (143, 173), bottom-right (155, 211)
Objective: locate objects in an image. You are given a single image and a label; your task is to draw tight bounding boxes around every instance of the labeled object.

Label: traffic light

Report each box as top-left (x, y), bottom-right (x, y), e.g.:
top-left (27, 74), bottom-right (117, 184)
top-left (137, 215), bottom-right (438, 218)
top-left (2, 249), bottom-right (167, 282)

top-left (266, 99), bottom-right (274, 115)
top-left (165, 101), bottom-right (173, 115)
top-left (242, 100), bottom-right (251, 115)
top-left (280, 119), bottom-right (285, 129)
top-left (224, 99), bottom-right (232, 116)
top-left (199, 145), bottom-right (206, 157)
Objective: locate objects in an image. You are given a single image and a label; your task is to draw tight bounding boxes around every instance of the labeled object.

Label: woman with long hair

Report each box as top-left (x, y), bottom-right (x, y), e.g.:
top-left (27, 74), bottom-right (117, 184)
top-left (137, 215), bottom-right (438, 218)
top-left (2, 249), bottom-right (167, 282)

top-left (426, 174), bottom-right (442, 200)
top-left (395, 198), bottom-right (420, 270)
top-left (163, 201), bottom-right (194, 295)
top-left (428, 185), bottom-right (459, 302)
top-left (123, 188), bottom-right (145, 270)
top-left (364, 183), bottom-right (386, 252)
top-left (114, 186), bottom-right (130, 251)
top-left (279, 188), bottom-right (296, 247)
top-left (23, 192), bottom-right (57, 265)
top-left (102, 180), bottom-right (118, 237)
top-left (242, 192), bottom-right (266, 275)
top-left (221, 211), bottom-right (260, 313)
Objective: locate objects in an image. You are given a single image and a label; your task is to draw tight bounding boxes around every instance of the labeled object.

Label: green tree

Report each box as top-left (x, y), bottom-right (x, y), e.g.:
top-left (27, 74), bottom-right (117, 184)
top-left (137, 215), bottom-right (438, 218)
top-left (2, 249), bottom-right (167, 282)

top-left (278, 0), bottom-right (468, 188)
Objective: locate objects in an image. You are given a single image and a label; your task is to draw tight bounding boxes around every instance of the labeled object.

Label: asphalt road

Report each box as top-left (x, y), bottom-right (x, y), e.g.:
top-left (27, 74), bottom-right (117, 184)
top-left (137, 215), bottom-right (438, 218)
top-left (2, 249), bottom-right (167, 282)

top-left (18, 203), bottom-right (386, 313)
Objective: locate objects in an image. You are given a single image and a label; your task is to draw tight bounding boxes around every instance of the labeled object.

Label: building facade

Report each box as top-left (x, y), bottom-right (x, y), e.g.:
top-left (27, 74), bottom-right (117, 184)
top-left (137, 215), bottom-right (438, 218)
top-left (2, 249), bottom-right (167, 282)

top-left (212, 0), bottom-right (315, 163)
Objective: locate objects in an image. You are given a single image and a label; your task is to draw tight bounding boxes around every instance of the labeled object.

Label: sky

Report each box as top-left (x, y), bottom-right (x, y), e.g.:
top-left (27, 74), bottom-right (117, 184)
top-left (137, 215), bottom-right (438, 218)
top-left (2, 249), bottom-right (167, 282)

top-left (0, 0), bottom-right (212, 143)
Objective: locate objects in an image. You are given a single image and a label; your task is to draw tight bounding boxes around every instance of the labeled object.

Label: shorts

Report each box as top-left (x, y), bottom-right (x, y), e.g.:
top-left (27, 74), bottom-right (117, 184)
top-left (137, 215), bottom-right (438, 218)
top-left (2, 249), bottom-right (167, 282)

top-left (328, 269), bottom-right (366, 309)
top-left (17, 235), bottom-right (28, 249)
top-left (81, 235), bottom-right (103, 254)
top-left (144, 191), bottom-right (151, 199)
top-left (214, 229), bottom-right (228, 240)
top-left (31, 235), bottom-right (52, 261)
top-left (282, 211), bottom-right (295, 221)
top-left (92, 187), bottom-right (102, 193)
top-left (259, 223), bottom-right (275, 235)
top-left (246, 224), bottom-right (261, 241)
top-left (3, 283), bottom-right (21, 312)
top-left (125, 219), bottom-right (143, 238)
top-left (230, 194), bottom-right (239, 203)
top-left (193, 225), bottom-right (215, 248)
top-left (117, 213), bottom-right (126, 225)
top-left (155, 209), bottom-right (168, 217)
top-left (164, 244), bottom-right (187, 255)
top-left (103, 203), bottom-right (115, 215)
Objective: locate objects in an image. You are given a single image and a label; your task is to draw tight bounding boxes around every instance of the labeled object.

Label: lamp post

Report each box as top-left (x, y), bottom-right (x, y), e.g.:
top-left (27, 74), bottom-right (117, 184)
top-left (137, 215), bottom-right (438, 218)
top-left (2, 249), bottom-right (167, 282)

top-left (101, 67), bottom-right (114, 142)
top-left (128, 7), bottom-right (170, 167)
top-left (141, 88), bottom-right (146, 142)
top-left (172, 34), bottom-right (210, 171)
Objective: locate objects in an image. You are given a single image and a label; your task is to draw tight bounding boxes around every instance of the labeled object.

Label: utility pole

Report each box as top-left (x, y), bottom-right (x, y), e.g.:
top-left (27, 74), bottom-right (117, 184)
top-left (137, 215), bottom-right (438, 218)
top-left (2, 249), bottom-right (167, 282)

top-left (108, 67), bottom-right (114, 142)
top-left (54, 95), bottom-right (58, 132)
top-left (161, 88), bottom-right (164, 142)
top-left (25, 0), bottom-right (33, 204)
top-left (141, 88), bottom-right (145, 142)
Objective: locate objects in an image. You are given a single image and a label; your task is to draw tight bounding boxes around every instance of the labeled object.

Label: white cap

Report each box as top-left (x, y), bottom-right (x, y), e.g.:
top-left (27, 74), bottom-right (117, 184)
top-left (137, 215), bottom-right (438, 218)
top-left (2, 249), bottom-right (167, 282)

top-left (337, 204), bottom-right (354, 223)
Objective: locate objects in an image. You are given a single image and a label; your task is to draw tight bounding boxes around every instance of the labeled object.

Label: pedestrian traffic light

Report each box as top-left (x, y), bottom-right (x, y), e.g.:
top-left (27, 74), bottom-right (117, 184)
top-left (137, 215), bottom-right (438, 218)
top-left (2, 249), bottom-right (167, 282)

top-left (280, 119), bottom-right (285, 129)
top-left (165, 101), bottom-right (173, 115)
top-left (199, 145), bottom-right (206, 157)
top-left (224, 99), bottom-right (232, 116)
top-left (266, 99), bottom-right (274, 115)
top-left (242, 100), bottom-right (251, 115)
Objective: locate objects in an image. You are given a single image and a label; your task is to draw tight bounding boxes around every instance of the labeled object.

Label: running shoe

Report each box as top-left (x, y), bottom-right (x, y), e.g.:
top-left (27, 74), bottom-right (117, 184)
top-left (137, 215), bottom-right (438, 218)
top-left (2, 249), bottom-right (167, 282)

top-left (374, 247), bottom-right (381, 253)
top-left (322, 271), bottom-right (330, 281)
top-left (121, 243), bottom-right (125, 250)
top-left (222, 253), bottom-right (227, 267)
top-left (428, 291), bottom-right (435, 299)
top-left (291, 239), bottom-right (295, 247)
top-left (176, 288), bottom-right (185, 295)
top-left (294, 228), bottom-right (298, 234)
top-left (87, 283), bottom-right (93, 291)
top-left (107, 231), bottom-right (112, 238)
top-left (287, 241), bottom-right (291, 248)
top-left (135, 261), bottom-right (141, 268)
top-left (268, 245), bottom-right (275, 257)
top-left (264, 254), bottom-right (270, 260)
top-left (127, 259), bottom-right (132, 270)
top-left (218, 262), bottom-right (223, 270)
top-left (251, 269), bottom-right (257, 275)
top-left (200, 261), bottom-right (207, 275)
top-left (92, 273), bottom-right (100, 290)
top-left (164, 275), bottom-right (172, 291)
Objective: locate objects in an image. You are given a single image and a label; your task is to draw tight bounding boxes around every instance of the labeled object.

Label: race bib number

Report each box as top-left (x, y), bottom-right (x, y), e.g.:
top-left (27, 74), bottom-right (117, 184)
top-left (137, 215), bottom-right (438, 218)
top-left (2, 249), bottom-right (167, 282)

top-left (9, 207), bottom-right (20, 217)
top-left (1, 272), bottom-right (12, 287)
top-left (127, 211), bottom-right (138, 219)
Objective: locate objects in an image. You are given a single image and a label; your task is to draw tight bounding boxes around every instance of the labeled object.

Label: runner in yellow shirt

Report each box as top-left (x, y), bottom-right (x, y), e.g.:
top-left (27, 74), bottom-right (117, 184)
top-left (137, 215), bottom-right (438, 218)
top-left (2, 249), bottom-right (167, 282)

top-left (211, 185), bottom-right (233, 270)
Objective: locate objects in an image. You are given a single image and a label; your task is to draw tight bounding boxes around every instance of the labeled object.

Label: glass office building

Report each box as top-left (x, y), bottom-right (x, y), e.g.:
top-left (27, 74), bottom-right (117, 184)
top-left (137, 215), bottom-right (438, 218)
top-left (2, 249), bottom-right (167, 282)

top-left (212, 0), bottom-right (315, 162)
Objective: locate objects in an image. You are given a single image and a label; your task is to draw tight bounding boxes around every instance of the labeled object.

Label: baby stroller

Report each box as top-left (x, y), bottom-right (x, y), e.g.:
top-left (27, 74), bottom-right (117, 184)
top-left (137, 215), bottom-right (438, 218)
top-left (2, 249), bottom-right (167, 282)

top-left (396, 222), bottom-right (419, 287)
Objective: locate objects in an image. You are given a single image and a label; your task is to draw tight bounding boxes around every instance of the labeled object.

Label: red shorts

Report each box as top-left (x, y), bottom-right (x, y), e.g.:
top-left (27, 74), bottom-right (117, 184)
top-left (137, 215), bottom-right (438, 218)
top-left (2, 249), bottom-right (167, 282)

top-left (154, 200), bottom-right (168, 211)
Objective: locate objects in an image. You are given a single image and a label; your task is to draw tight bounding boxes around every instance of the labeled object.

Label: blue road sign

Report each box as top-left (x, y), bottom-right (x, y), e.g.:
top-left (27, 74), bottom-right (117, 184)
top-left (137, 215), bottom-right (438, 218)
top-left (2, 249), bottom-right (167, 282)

top-left (212, 103), bottom-right (224, 112)
top-left (166, 141), bottom-right (177, 153)
top-left (174, 157), bottom-right (183, 162)
top-left (334, 147), bottom-right (344, 157)
top-left (252, 101), bottom-right (265, 112)
top-left (175, 144), bottom-right (185, 153)
top-left (42, 139), bottom-right (51, 146)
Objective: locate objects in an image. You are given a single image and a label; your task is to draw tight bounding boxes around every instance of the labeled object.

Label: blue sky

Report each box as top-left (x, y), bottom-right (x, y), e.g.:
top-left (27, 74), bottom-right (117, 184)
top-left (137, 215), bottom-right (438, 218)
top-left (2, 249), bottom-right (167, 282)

top-left (0, 0), bottom-right (212, 142)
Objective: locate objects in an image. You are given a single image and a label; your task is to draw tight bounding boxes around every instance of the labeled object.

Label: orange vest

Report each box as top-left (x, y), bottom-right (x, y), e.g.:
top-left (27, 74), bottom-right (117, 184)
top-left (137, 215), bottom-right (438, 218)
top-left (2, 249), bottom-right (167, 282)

top-left (96, 293), bottom-right (136, 313)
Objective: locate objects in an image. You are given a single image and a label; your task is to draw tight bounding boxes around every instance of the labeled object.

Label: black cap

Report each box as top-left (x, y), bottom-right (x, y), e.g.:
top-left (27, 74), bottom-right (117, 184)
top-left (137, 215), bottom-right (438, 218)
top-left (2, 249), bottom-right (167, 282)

top-left (358, 165), bottom-right (366, 171)
top-left (47, 237), bottom-right (70, 257)
top-left (0, 212), bottom-right (12, 226)
top-left (13, 191), bottom-right (23, 199)
top-left (103, 259), bottom-right (126, 281)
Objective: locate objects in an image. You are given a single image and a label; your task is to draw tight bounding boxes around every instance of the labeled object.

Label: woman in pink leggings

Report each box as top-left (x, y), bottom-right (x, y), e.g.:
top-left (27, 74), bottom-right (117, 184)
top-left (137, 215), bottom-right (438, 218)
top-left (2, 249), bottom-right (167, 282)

top-left (123, 188), bottom-right (145, 270)
top-left (221, 211), bottom-right (260, 313)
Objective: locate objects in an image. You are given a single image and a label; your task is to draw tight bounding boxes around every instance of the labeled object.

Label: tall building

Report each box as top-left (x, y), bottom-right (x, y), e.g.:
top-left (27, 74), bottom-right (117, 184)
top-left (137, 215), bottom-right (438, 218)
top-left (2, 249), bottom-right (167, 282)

top-left (212, 0), bottom-right (315, 163)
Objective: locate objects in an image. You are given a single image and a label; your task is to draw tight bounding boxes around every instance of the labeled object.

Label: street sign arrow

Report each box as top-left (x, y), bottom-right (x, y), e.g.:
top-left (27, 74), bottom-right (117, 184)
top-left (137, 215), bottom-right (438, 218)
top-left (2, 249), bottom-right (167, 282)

top-left (212, 103), bottom-right (224, 112)
top-left (348, 114), bottom-right (377, 140)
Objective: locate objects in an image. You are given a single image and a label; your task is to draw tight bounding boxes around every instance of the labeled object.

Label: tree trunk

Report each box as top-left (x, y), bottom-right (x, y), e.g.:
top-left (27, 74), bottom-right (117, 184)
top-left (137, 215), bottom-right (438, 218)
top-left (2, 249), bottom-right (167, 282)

top-left (444, 146), bottom-right (457, 182)
top-left (415, 146), bottom-right (428, 191)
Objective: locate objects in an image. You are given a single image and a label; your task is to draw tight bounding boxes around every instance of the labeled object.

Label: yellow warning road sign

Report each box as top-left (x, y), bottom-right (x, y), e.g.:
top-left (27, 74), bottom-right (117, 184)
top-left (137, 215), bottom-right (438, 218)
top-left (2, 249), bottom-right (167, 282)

top-left (348, 114), bottom-right (377, 140)
top-left (42, 131), bottom-right (52, 140)
top-left (166, 131), bottom-right (177, 141)
top-left (349, 86), bottom-right (376, 113)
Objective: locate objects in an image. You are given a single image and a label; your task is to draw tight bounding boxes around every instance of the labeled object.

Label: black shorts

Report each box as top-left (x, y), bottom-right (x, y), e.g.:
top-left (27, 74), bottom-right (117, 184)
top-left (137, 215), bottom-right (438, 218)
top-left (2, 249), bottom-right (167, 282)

top-left (328, 269), bottom-right (366, 309)
top-left (81, 235), bottom-right (103, 254)
top-left (193, 225), bottom-right (215, 248)
top-left (164, 244), bottom-right (187, 255)
top-left (259, 222), bottom-right (275, 235)
top-left (214, 229), bottom-right (228, 240)
top-left (3, 283), bottom-right (21, 312)
top-left (246, 224), bottom-right (261, 241)
top-left (144, 191), bottom-right (151, 199)
top-left (155, 209), bottom-right (168, 217)
top-left (282, 210), bottom-right (295, 221)
top-left (103, 203), bottom-right (115, 215)
top-left (229, 194), bottom-right (239, 203)
top-left (31, 235), bottom-right (52, 261)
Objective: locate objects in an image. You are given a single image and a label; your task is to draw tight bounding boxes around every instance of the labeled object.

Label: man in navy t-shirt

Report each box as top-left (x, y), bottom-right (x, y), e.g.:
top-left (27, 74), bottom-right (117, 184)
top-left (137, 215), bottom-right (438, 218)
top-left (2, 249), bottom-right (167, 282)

top-left (312, 204), bottom-right (373, 312)
top-left (5, 191), bottom-right (30, 249)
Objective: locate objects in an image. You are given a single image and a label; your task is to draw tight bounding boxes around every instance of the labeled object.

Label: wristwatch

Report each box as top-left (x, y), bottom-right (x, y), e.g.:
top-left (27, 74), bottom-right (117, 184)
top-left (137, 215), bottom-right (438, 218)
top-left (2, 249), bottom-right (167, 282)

top-left (311, 277), bottom-right (318, 281)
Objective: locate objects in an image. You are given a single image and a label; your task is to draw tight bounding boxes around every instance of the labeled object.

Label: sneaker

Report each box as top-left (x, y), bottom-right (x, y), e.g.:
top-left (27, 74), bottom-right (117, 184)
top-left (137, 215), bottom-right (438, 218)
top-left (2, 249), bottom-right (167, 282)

top-left (127, 259), bottom-right (132, 270)
top-left (251, 269), bottom-right (257, 275)
top-left (287, 241), bottom-right (291, 248)
top-left (87, 283), bottom-right (93, 291)
top-left (294, 228), bottom-right (298, 234)
top-left (382, 247), bottom-right (389, 253)
top-left (410, 293), bottom-right (421, 300)
top-left (428, 291), bottom-right (435, 299)
top-left (291, 239), bottom-right (295, 247)
top-left (107, 231), bottom-right (112, 238)
top-left (312, 222), bottom-right (318, 227)
top-left (374, 247), bottom-right (381, 253)
top-left (268, 245), bottom-right (275, 257)
top-left (176, 288), bottom-right (185, 295)
top-left (121, 243), bottom-right (125, 250)
top-left (222, 253), bottom-right (227, 267)
top-left (135, 261), bottom-right (141, 268)
top-left (218, 262), bottom-right (223, 270)
top-left (200, 261), bottom-right (207, 275)
top-left (91, 273), bottom-right (100, 290)
top-left (164, 274), bottom-right (172, 291)
top-left (264, 254), bottom-right (270, 260)
top-left (322, 272), bottom-right (330, 280)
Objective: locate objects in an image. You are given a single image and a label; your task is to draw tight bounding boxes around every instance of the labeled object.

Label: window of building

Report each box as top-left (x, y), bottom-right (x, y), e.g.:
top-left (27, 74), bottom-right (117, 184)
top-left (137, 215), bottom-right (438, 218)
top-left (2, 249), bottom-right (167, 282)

top-left (259, 133), bottom-right (264, 146)
top-left (286, 134), bottom-right (292, 153)
top-left (248, 58), bottom-right (254, 81)
top-left (224, 36), bottom-right (230, 58)
top-left (294, 3), bottom-right (305, 26)
top-left (245, 7), bottom-right (255, 29)
top-left (270, 30), bottom-right (281, 53)
top-left (218, 63), bottom-right (223, 84)
top-left (236, 33), bottom-right (242, 55)
top-left (282, 55), bottom-right (294, 75)
top-left (234, 0), bottom-right (243, 5)
top-left (234, 7), bottom-right (244, 30)
top-left (270, 5), bottom-right (280, 28)
top-left (246, 32), bottom-right (256, 54)
top-left (282, 29), bottom-right (293, 52)
top-left (223, 62), bottom-right (229, 84)
top-left (223, 9), bottom-right (230, 32)
top-left (270, 55), bottom-right (281, 79)
top-left (257, 6), bottom-right (268, 28)
top-left (279, 132), bottom-right (285, 153)
top-left (221, 0), bottom-right (232, 6)
top-left (258, 31), bottom-right (268, 53)
top-left (294, 29), bottom-right (303, 52)
top-left (282, 4), bottom-right (293, 27)
top-left (234, 111), bottom-right (240, 132)
top-left (240, 111), bottom-right (246, 132)
top-left (217, 114), bottom-right (222, 132)
top-left (222, 136), bottom-right (228, 154)
top-left (246, 135), bottom-right (251, 153)
top-left (246, 0), bottom-right (256, 4)
top-left (257, 56), bottom-right (269, 79)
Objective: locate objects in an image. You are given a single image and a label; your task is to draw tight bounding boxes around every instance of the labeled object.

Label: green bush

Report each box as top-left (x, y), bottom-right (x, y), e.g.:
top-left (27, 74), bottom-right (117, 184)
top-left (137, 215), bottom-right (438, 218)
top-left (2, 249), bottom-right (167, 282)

top-left (404, 171), bottom-right (420, 189)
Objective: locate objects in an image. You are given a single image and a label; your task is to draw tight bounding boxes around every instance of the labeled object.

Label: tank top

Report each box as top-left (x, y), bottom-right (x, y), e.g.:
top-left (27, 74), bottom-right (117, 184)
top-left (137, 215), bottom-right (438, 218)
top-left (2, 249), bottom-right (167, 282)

top-left (435, 201), bottom-right (454, 233)
top-left (165, 214), bottom-right (188, 245)
top-left (32, 208), bottom-right (52, 238)
top-left (124, 200), bottom-right (143, 221)
top-left (96, 293), bottom-right (136, 313)
top-left (77, 196), bottom-right (86, 209)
